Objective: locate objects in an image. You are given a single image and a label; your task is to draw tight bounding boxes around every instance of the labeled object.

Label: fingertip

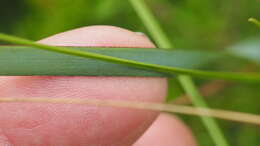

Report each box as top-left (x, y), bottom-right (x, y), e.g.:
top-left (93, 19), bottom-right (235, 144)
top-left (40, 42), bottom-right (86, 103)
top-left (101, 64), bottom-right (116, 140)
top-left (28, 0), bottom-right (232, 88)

top-left (134, 113), bottom-right (197, 146)
top-left (38, 25), bottom-right (155, 48)
top-left (1, 25), bottom-right (167, 145)
top-left (37, 25), bottom-right (167, 103)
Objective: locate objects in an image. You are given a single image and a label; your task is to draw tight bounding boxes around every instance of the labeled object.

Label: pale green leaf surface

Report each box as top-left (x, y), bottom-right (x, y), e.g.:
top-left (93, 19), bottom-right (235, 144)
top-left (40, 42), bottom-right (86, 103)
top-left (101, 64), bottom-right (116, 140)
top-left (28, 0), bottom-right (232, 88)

top-left (228, 39), bottom-right (260, 64)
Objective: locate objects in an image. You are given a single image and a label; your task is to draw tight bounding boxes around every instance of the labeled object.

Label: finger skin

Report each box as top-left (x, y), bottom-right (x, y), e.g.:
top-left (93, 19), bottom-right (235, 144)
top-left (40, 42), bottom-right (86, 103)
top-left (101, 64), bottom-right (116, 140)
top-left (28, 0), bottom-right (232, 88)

top-left (133, 113), bottom-right (197, 146)
top-left (0, 26), bottom-right (167, 146)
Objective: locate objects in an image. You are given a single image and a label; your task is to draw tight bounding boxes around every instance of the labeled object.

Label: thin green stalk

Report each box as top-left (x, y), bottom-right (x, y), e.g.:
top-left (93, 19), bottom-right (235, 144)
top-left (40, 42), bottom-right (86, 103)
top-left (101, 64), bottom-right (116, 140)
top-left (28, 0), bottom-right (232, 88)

top-left (129, 0), bottom-right (173, 48)
top-left (248, 18), bottom-right (260, 27)
top-left (179, 75), bottom-right (229, 146)
top-left (129, 0), bottom-right (229, 145)
top-left (0, 33), bottom-right (260, 83)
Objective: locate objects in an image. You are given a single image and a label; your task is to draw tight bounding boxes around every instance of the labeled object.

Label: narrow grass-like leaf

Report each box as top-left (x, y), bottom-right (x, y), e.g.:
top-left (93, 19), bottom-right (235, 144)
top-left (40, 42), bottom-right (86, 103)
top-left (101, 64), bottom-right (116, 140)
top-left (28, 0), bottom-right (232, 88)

top-left (0, 46), bottom-right (223, 76)
top-left (0, 33), bottom-right (260, 83)
top-left (129, 0), bottom-right (229, 145)
top-left (1, 97), bottom-right (260, 125)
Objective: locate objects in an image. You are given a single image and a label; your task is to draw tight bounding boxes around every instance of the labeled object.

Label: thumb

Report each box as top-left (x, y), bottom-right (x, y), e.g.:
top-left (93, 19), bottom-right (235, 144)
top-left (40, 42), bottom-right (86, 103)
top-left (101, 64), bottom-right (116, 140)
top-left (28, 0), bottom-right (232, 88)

top-left (0, 26), bottom-right (167, 146)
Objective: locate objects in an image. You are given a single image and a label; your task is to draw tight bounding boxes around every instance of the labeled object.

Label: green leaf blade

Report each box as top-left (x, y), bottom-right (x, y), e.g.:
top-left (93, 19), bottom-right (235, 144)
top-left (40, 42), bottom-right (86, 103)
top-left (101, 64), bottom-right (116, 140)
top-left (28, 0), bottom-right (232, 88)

top-left (0, 33), bottom-right (260, 83)
top-left (0, 46), bottom-right (221, 76)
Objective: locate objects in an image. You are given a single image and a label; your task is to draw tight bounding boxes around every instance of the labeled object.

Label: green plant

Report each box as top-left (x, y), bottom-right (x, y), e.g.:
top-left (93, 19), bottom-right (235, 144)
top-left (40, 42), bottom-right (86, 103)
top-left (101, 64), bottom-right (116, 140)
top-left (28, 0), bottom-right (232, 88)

top-left (0, 0), bottom-right (259, 145)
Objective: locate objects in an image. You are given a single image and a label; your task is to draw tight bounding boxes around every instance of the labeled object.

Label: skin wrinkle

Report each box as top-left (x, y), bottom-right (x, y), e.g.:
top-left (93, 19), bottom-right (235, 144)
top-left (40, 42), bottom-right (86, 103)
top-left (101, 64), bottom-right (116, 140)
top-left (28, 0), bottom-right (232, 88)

top-left (3, 77), bottom-right (166, 101)
top-left (2, 104), bottom-right (102, 146)
top-left (0, 104), bottom-right (51, 129)
top-left (0, 130), bottom-right (12, 146)
top-left (4, 128), bottom-right (47, 146)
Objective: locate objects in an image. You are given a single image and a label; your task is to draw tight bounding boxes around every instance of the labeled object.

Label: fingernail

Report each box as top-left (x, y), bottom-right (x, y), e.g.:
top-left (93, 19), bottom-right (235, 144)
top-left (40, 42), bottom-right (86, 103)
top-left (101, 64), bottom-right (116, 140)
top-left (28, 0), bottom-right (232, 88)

top-left (135, 32), bottom-right (147, 37)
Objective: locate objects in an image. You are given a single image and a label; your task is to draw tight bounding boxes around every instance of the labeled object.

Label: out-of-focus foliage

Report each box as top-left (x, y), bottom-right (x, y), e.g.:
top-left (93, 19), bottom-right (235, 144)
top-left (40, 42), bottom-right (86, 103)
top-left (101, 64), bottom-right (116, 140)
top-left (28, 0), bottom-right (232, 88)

top-left (0, 0), bottom-right (259, 145)
top-left (228, 38), bottom-right (260, 64)
top-left (1, 0), bottom-right (259, 48)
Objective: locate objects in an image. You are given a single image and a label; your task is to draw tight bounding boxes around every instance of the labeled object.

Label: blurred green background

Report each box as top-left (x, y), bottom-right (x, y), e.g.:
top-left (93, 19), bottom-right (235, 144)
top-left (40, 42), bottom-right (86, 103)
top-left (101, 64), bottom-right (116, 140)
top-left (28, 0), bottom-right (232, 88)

top-left (0, 0), bottom-right (259, 145)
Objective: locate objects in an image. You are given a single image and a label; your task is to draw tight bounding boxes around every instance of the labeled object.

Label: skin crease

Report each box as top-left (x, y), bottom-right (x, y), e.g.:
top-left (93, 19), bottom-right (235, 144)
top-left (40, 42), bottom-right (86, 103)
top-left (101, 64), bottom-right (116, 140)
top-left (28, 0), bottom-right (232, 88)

top-left (0, 26), bottom-right (196, 146)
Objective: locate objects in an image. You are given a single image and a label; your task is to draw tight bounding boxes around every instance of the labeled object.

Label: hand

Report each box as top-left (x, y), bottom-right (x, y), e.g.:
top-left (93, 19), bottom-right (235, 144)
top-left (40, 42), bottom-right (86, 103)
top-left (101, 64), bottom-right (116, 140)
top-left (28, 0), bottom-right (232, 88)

top-left (0, 26), bottom-right (196, 146)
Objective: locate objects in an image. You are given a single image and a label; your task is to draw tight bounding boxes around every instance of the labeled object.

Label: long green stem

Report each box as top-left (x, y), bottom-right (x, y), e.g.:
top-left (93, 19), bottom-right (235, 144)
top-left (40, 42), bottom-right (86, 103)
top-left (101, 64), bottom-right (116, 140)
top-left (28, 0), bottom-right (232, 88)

top-left (129, 0), bottom-right (229, 145)
top-left (179, 75), bottom-right (229, 146)
top-left (129, 0), bottom-right (173, 48)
